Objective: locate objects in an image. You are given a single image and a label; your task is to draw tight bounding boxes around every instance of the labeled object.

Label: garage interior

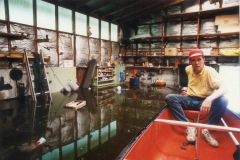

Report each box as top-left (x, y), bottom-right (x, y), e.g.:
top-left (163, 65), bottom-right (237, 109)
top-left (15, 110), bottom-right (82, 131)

top-left (0, 0), bottom-right (239, 159)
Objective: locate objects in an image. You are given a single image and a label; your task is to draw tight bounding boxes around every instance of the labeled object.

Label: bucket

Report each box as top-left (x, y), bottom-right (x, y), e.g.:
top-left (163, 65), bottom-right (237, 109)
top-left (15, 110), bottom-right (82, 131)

top-left (68, 81), bottom-right (79, 91)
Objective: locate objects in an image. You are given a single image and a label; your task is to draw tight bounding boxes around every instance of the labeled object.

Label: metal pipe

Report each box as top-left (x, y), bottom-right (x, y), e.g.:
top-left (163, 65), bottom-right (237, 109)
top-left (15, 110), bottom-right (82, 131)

top-left (154, 119), bottom-right (240, 133)
top-left (195, 114), bottom-right (201, 160)
top-left (221, 118), bottom-right (239, 145)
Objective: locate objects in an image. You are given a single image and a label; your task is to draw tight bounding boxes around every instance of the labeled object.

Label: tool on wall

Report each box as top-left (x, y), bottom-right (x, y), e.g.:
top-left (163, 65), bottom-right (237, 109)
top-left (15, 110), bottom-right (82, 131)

top-left (9, 68), bottom-right (24, 100)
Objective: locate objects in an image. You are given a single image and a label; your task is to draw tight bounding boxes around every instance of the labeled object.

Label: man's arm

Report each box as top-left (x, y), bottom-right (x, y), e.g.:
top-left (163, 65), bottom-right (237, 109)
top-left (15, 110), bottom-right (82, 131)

top-left (200, 84), bottom-right (228, 114)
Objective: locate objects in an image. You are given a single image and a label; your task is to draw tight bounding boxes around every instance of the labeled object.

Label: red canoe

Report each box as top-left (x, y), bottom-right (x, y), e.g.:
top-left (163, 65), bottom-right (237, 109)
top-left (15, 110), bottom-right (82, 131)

top-left (117, 108), bottom-right (240, 160)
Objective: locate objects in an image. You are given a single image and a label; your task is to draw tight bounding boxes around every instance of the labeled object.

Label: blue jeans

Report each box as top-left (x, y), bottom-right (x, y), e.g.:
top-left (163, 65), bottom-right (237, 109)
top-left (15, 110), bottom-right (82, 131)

top-left (165, 94), bottom-right (228, 125)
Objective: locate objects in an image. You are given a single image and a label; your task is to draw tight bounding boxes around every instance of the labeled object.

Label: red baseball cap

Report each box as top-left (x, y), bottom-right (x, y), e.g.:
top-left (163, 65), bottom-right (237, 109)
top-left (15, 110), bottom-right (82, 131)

top-left (189, 49), bottom-right (204, 58)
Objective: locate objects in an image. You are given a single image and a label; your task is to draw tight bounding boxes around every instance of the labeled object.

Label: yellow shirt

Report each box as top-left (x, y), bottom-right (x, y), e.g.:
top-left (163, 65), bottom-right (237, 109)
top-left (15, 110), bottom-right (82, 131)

top-left (185, 65), bottom-right (223, 98)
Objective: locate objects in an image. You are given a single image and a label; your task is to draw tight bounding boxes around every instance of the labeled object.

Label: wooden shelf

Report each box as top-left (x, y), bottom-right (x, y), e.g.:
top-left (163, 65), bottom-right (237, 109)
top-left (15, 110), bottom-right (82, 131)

top-left (131, 36), bottom-right (162, 40)
top-left (162, 5), bottom-right (239, 19)
top-left (98, 66), bottom-right (114, 68)
top-left (98, 75), bottom-right (114, 77)
top-left (122, 55), bottom-right (163, 58)
top-left (97, 83), bottom-right (114, 87)
top-left (0, 31), bottom-right (29, 40)
top-left (125, 66), bottom-right (177, 69)
top-left (199, 5), bottom-right (239, 18)
top-left (98, 79), bottom-right (115, 82)
top-left (0, 51), bottom-right (51, 62)
top-left (36, 35), bottom-right (49, 43)
top-left (163, 12), bottom-right (198, 19)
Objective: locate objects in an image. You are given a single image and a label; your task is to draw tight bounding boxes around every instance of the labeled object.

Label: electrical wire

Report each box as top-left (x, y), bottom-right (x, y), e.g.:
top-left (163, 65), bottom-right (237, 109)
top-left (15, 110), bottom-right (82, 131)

top-left (49, 67), bottom-right (65, 88)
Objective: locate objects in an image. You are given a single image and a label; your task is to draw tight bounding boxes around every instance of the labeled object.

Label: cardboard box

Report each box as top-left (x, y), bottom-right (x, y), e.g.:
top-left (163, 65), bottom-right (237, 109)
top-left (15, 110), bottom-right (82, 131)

top-left (212, 48), bottom-right (219, 56)
top-left (165, 48), bottom-right (177, 56)
top-left (215, 14), bottom-right (239, 25)
top-left (218, 24), bottom-right (239, 33)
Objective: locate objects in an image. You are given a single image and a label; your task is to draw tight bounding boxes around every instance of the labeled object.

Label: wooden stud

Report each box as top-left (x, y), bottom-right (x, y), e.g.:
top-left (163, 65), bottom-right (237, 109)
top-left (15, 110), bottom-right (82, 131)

top-left (109, 23), bottom-right (112, 63)
top-left (56, 5), bottom-right (59, 67)
top-left (87, 15), bottom-right (90, 62)
top-left (220, 0), bottom-right (223, 8)
top-left (99, 20), bottom-right (101, 63)
top-left (197, 0), bottom-right (201, 48)
top-left (73, 11), bottom-right (77, 67)
top-left (33, 0), bottom-right (38, 53)
top-left (4, 0), bottom-right (11, 51)
top-left (180, 3), bottom-right (183, 52)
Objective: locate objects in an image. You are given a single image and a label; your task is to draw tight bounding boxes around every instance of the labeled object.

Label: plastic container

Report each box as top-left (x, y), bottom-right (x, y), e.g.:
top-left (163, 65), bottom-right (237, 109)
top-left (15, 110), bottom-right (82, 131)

top-left (68, 81), bottom-right (79, 91)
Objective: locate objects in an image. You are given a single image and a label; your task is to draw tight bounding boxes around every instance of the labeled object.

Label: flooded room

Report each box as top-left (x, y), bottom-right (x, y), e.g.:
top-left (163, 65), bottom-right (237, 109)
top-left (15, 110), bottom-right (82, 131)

top-left (0, 0), bottom-right (239, 160)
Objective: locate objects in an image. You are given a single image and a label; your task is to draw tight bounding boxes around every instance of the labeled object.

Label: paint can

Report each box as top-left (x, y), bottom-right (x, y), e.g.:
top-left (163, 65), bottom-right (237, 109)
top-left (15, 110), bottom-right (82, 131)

top-left (68, 81), bottom-right (79, 91)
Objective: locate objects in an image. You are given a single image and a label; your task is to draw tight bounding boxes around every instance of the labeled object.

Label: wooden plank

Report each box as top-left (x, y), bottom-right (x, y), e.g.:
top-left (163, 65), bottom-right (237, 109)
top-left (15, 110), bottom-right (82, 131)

top-left (65, 100), bottom-right (86, 110)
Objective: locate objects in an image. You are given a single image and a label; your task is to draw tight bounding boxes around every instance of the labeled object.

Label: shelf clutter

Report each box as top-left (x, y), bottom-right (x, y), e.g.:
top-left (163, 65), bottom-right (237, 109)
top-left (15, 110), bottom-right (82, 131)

top-left (0, 50), bottom-right (51, 63)
top-left (94, 66), bottom-right (116, 87)
top-left (121, 5), bottom-right (239, 69)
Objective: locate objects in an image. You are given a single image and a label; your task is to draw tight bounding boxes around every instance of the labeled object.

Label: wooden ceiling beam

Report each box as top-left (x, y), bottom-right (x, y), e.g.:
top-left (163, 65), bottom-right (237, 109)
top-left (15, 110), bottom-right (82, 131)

top-left (118, 0), bottom-right (186, 23)
top-left (153, 0), bottom-right (186, 11)
top-left (89, 0), bottom-right (113, 14)
top-left (76, 0), bottom-right (91, 8)
top-left (112, 1), bottom-right (165, 21)
top-left (101, 0), bottom-right (145, 18)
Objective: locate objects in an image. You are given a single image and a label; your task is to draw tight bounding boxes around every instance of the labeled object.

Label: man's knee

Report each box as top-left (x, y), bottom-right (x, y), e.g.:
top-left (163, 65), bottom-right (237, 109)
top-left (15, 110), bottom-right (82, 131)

top-left (165, 94), bottom-right (177, 103)
top-left (212, 96), bottom-right (228, 109)
top-left (212, 96), bottom-right (228, 110)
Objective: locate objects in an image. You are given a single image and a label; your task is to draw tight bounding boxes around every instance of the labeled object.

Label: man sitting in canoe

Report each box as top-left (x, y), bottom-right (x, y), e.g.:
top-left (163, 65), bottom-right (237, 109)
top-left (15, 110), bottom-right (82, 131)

top-left (165, 49), bottom-right (228, 147)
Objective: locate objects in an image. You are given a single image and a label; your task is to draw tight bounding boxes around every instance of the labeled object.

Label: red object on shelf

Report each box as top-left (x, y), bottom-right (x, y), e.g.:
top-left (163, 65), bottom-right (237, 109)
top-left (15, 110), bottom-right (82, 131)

top-left (175, 61), bottom-right (180, 67)
top-left (133, 69), bottom-right (138, 78)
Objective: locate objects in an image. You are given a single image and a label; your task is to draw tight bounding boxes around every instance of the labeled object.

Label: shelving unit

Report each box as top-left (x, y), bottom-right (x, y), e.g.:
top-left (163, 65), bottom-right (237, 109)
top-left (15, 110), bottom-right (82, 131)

top-left (94, 66), bottom-right (116, 87)
top-left (122, 5), bottom-right (239, 68)
top-left (0, 32), bottom-right (51, 63)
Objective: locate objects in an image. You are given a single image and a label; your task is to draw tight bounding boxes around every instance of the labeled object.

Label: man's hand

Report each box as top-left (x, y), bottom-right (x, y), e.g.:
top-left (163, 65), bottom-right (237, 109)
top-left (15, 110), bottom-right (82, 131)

top-left (200, 97), bottom-right (213, 114)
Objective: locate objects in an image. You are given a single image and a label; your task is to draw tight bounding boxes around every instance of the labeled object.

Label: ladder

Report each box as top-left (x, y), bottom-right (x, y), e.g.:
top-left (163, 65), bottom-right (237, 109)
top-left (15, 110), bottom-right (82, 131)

top-left (24, 50), bottom-right (52, 104)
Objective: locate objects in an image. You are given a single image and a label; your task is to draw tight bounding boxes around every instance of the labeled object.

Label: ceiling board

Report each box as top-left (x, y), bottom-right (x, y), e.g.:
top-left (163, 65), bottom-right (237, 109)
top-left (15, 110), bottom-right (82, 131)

top-left (43, 0), bottom-right (185, 25)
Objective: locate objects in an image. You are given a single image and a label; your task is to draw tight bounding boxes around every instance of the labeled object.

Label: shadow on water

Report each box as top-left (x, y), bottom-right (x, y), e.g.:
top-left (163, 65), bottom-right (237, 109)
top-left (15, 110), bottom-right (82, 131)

top-left (0, 84), bottom-right (179, 160)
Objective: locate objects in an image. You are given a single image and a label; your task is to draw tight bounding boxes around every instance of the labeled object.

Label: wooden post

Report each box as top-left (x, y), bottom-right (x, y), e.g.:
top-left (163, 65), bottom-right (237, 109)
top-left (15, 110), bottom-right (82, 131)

top-left (87, 16), bottom-right (90, 62)
top-left (4, 0), bottom-right (10, 51)
top-left (33, 0), bottom-right (38, 53)
top-left (56, 5), bottom-right (59, 66)
top-left (180, 3), bottom-right (183, 52)
top-left (99, 20), bottom-right (101, 63)
top-left (197, 0), bottom-right (202, 49)
top-left (73, 11), bottom-right (76, 67)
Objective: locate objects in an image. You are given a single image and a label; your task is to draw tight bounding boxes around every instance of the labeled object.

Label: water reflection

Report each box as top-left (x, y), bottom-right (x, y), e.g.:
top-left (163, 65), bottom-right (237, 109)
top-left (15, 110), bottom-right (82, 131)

top-left (0, 85), bottom-right (179, 160)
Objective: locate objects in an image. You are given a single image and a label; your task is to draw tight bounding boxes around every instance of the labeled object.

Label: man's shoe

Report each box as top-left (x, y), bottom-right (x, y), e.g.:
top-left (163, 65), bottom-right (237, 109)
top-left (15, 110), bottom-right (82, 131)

top-left (186, 127), bottom-right (197, 142)
top-left (202, 129), bottom-right (219, 147)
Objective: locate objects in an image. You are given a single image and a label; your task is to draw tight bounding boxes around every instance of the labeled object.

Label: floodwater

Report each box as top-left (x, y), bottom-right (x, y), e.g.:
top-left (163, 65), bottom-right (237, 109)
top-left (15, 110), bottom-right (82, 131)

top-left (0, 85), bottom-right (179, 160)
